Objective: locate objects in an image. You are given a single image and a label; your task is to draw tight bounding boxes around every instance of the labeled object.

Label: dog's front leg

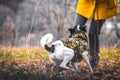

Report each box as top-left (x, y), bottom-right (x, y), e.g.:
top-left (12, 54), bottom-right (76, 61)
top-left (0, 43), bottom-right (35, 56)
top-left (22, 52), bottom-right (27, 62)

top-left (82, 51), bottom-right (93, 73)
top-left (60, 47), bottom-right (74, 70)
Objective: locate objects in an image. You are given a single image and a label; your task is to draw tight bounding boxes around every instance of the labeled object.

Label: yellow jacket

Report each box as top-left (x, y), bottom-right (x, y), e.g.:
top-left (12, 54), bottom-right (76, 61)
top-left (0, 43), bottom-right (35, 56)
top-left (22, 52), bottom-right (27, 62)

top-left (76, 0), bottom-right (119, 20)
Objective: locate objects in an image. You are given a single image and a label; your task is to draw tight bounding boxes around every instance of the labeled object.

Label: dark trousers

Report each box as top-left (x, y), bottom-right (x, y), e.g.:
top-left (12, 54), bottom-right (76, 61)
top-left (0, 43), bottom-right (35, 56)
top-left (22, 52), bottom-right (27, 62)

top-left (73, 14), bottom-right (105, 62)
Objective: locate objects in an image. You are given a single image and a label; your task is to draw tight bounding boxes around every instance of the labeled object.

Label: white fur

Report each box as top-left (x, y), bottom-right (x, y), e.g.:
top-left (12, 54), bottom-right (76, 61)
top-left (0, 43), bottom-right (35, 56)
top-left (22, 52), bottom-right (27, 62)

top-left (77, 25), bottom-right (80, 31)
top-left (50, 40), bottom-right (74, 69)
top-left (40, 33), bottom-right (93, 73)
top-left (82, 51), bottom-right (93, 73)
top-left (40, 33), bottom-right (53, 48)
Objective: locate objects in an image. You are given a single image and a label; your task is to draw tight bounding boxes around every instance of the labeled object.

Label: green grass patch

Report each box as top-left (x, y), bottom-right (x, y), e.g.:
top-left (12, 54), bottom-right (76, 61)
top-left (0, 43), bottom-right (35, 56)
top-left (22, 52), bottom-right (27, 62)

top-left (0, 47), bottom-right (120, 67)
top-left (100, 48), bottom-right (120, 67)
top-left (0, 47), bottom-right (49, 61)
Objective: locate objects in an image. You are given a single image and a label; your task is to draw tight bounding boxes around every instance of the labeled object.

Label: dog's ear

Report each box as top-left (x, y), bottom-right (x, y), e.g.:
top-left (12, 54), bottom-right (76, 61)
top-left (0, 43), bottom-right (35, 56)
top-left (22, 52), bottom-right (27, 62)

top-left (68, 28), bottom-right (75, 34)
top-left (68, 28), bottom-right (75, 37)
top-left (80, 26), bottom-right (87, 32)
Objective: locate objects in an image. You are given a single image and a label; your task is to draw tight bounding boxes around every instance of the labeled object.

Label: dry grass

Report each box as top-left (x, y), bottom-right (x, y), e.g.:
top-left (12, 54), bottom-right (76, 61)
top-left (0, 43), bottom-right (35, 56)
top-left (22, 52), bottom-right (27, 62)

top-left (0, 47), bottom-right (120, 80)
top-left (0, 47), bottom-right (49, 61)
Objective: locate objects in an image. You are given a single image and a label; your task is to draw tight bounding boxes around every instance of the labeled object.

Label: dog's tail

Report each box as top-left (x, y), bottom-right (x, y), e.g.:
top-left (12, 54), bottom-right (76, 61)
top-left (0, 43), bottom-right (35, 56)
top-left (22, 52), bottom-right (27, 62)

top-left (40, 33), bottom-right (55, 53)
top-left (40, 33), bottom-right (53, 48)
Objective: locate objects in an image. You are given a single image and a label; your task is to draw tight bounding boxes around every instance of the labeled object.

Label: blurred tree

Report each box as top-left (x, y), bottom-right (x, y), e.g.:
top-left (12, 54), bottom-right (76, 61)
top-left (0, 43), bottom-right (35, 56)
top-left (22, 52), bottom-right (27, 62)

top-left (112, 14), bottom-right (120, 48)
top-left (0, 0), bottom-right (24, 13)
top-left (1, 0), bottom-right (119, 47)
top-left (0, 0), bottom-right (24, 47)
top-left (0, 16), bottom-right (16, 46)
top-left (15, 0), bottom-right (77, 46)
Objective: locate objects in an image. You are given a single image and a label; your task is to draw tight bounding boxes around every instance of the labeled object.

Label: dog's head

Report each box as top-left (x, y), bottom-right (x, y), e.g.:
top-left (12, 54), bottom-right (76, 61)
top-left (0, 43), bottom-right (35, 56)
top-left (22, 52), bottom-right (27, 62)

top-left (68, 25), bottom-right (87, 37)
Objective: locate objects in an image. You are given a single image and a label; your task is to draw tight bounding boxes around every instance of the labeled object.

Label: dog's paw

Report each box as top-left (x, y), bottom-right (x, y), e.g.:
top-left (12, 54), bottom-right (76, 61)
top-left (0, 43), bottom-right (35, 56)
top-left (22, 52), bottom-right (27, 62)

top-left (74, 68), bottom-right (81, 74)
top-left (60, 65), bottom-right (70, 70)
top-left (70, 68), bottom-right (81, 74)
top-left (70, 68), bottom-right (76, 72)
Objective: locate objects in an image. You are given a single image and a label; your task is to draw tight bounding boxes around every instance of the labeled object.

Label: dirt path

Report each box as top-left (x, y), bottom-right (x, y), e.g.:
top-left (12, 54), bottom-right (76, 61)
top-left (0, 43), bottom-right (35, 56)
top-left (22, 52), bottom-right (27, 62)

top-left (0, 60), bottom-right (120, 80)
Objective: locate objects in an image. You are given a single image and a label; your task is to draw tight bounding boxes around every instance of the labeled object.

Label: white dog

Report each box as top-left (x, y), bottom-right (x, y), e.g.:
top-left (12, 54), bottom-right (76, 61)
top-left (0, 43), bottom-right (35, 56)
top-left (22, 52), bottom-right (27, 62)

top-left (40, 25), bottom-right (93, 73)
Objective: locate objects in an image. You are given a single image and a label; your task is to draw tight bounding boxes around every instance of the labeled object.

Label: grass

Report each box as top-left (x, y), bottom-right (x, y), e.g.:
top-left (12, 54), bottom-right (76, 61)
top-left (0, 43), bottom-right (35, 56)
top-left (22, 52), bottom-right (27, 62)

top-left (0, 47), bottom-right (119, 67)
top-left (0, 47), bottom-right (120, 80)
top-left (0, 47), bottom-right (49, 61)
top-left (99, 48), bottom-right (120, 67)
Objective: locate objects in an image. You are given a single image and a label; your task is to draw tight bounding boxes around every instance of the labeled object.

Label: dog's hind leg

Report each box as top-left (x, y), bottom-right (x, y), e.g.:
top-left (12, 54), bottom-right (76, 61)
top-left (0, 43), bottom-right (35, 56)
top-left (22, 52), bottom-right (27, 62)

top-left (54, 60), bottom-right (62, 67)
top-left (82, 51), bottom-right (93, 73)
top-left (71, 62), bottom-right (80, 73)
top-left (60, 47), bottom-right (74, 70)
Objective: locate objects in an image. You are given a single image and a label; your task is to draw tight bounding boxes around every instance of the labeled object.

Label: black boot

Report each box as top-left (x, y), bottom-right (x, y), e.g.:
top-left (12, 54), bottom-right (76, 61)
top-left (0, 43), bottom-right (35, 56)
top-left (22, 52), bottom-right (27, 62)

top-left (90, 54), bottom-right (100, 68)
top-left (89, 34), bottom-right (100, 69)
top-left (89, 19), bottom-right (105, 69)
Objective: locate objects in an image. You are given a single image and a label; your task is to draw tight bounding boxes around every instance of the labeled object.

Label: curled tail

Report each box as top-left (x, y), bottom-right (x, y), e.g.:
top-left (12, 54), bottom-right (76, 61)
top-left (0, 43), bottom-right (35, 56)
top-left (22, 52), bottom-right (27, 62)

top-left (40, 33), bottom-right (55, 53)
top-left (40, 33), bottom-right (53, 48)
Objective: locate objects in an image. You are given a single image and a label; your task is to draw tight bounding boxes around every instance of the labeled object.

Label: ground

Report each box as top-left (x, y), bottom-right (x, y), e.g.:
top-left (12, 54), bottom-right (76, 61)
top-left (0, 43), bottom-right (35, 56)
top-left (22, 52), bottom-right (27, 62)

top-left (0, 48), bottom-right (120, 80)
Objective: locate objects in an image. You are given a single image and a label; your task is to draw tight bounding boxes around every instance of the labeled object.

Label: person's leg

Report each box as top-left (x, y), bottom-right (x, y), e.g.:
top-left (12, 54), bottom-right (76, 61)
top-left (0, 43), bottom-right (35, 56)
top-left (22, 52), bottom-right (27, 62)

top-left (73, 14), bottom-right (87, 27)
top-left (89, 18), bottom-right (105, 68)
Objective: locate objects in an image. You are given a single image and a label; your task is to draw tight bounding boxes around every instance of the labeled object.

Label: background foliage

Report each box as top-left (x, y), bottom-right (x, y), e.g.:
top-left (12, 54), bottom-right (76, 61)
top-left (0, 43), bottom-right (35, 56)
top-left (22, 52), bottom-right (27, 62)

top-left (0, 0), bottom-right (120, 80)
top-left (0, 0), bottom-right (120, 47)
